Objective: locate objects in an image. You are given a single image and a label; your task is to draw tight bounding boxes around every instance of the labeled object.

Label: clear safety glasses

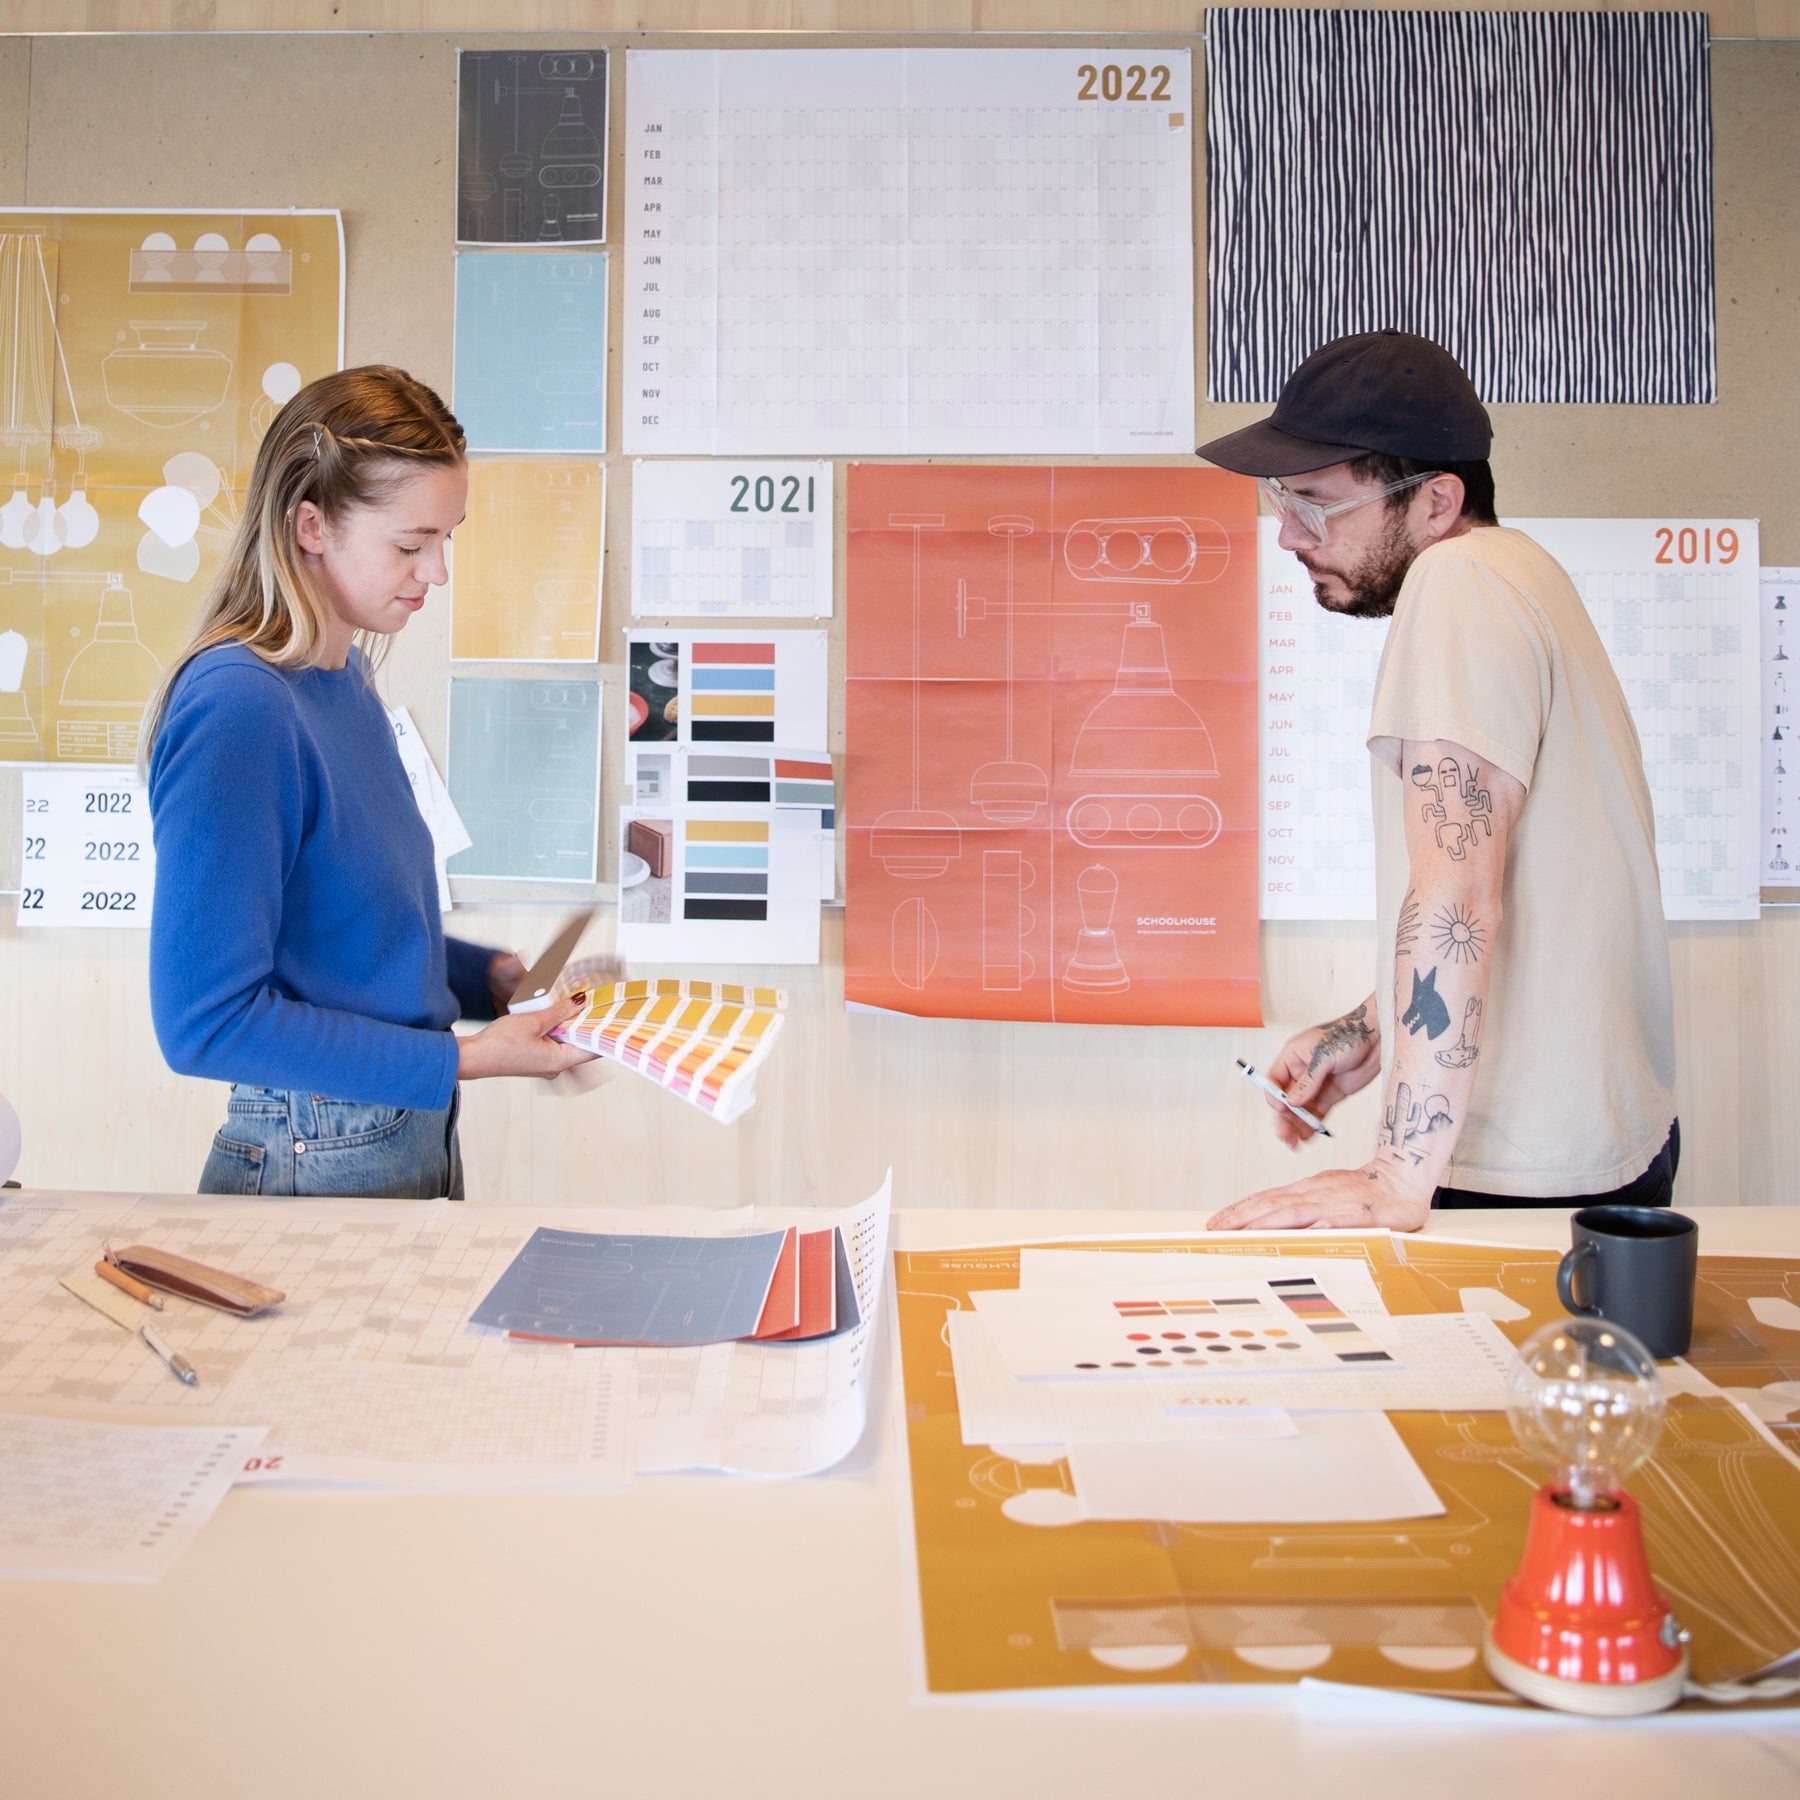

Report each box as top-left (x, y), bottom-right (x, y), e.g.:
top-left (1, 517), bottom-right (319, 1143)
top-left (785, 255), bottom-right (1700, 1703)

top-left (1256, 471), bottom-right (1444, 547)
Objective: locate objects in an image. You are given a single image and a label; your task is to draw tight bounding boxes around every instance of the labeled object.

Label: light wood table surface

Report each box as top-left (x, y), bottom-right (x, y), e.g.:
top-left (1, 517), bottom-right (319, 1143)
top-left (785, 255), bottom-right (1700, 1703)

top-left (3, 1199), bottom-right (1797, 1800)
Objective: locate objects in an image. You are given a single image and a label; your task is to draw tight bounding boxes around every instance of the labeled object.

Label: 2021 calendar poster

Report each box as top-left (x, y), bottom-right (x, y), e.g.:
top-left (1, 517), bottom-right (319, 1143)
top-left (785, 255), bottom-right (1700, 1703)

top-left (845, 466), bottom-right (1261, 1026)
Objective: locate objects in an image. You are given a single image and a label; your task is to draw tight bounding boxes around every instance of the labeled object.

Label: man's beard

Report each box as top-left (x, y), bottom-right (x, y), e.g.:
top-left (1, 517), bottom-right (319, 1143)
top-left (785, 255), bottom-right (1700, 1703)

top-left (1301, 511), bottom-right (1416, 619)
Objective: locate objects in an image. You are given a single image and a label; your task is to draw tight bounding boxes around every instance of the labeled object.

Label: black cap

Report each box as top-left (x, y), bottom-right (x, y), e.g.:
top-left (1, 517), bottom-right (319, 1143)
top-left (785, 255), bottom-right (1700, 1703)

top-left (1197, 330), bottom-right (1492, 477)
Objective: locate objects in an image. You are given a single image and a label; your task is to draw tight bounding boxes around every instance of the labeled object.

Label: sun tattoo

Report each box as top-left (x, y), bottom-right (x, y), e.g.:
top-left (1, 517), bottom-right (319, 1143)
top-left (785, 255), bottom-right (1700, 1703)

top-left (1430, 902), bottom-right (1488, 965)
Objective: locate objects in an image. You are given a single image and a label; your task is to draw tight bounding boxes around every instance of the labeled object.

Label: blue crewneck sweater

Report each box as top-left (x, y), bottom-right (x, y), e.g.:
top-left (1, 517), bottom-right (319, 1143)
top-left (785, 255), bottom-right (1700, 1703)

top-left (149, 644), bottom-right (495, 1110)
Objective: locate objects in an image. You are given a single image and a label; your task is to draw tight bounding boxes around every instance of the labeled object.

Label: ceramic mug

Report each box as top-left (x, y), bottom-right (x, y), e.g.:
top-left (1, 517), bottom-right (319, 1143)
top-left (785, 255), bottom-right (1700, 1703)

top-left (1556, 1205), bottom-right (1697, 1359)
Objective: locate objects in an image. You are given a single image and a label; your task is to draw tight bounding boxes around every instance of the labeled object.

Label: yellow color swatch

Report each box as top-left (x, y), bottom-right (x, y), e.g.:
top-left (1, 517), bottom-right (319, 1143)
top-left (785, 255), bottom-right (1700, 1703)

top-left (685, 819), bottom-right (769, 843)
top-left (449, 458), bottom-right (604, 662)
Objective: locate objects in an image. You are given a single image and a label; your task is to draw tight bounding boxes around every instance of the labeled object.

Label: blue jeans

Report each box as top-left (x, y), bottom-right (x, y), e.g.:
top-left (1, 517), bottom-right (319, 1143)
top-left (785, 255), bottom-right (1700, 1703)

top-left (199, 1086), bottom-right (464, 1199)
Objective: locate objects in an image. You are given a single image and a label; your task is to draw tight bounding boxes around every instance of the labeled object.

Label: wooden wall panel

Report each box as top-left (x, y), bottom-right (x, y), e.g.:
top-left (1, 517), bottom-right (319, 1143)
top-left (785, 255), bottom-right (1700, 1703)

top-left (0, 24), bottom-right (1794, 1220)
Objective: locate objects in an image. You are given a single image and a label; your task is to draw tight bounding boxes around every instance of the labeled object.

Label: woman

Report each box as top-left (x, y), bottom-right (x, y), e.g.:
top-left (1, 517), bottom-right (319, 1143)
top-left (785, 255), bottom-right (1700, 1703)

top-left (143, 365), bottom-right (590, 1198)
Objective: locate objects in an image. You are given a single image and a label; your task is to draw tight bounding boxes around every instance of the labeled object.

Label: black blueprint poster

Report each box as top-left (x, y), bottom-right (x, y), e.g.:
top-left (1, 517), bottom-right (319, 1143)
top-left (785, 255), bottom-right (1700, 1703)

top-left (1204, 10), bottom-right (1715, 405)
top-left (457, 48), bottom-right (608, 246)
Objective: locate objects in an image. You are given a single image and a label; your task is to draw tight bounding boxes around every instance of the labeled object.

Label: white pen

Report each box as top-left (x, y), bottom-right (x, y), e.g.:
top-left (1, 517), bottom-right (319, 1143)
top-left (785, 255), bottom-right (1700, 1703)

top-left (139, 1323), bottom-right (199, 1387)
top-left (1235, 1058), bottom-right (1332, 1138)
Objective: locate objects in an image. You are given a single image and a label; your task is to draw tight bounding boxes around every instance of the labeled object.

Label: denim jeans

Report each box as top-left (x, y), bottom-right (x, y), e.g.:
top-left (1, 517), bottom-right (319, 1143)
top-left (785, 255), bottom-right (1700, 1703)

top-left (199, 1085), bottom-right (463, 1199)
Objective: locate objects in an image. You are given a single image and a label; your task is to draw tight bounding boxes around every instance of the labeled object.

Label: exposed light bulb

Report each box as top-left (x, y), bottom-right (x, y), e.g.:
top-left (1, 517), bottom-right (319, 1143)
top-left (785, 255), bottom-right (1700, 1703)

top-left (1505, 1317), bottom-right (1664, 1508)
top-left (57, 487), bottom-right (100, 549)
top-left (0, 488), bottom-right (32, 550)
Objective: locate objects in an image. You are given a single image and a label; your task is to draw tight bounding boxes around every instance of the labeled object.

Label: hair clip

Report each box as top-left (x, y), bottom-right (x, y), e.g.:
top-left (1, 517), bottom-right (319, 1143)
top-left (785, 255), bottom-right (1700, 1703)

top-left (312, 428), bottom-right (322, 460)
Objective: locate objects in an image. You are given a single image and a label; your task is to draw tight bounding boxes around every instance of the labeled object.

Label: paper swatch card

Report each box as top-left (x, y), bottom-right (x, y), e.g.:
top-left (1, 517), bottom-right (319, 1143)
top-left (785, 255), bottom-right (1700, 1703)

top-left (552, 976), bottom-right (787, 1124)
top-left (627, 631), bottom-right (829, 749)
top-left (632, 460), bottom-right (833, 618)
top-left (471, 1224), bottom-right (789, 1344)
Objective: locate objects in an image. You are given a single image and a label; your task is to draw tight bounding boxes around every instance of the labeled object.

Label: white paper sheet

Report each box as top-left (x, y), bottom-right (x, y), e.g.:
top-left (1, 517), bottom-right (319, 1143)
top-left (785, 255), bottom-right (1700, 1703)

top-left (632, 460), bottom-right (833, 618)
top-left (1762, 566), bottom-right (1800, 885)
top-left (389, 707), bottom-right (472, 913)
top-left (948, 1308), bottom-right (1514, 1443)
top-left (948, 1309), bottom-right (1292, 1448)
top-left (1018, 1249), bottom-right (1396, 1342)
top-left (1066, 1412), bottom-right (1445, 1523)
top-left (223, 1361), bottom-right (630, 1490)
top-left (1258, 518), bottom-right (1763, 921)
top-left (0, 1412), bottom-right (266, 1580)
top-left (16, 769), bottom-right (155, 930)
top-left (1257, 521), bottom-right (1387, 920)
top-left (972, 1281), bottom-right (1383, 1380)
top-left (622, 48), bottom-right (1195, 456)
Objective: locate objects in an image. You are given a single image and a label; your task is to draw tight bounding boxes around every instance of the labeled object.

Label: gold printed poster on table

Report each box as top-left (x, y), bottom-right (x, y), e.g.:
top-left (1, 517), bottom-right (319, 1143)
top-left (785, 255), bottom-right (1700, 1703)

top-left (895, 1236), bottom-right (1800, 1700)
top-left (449, 458), bottom-right (604, 662)
top-left (0, 210), bottom-right (344, 765)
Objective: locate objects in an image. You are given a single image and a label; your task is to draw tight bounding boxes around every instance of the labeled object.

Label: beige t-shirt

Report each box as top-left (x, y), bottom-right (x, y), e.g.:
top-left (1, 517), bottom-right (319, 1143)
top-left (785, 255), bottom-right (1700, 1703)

top-left (1367, 526), bottom-right (1675, 1196)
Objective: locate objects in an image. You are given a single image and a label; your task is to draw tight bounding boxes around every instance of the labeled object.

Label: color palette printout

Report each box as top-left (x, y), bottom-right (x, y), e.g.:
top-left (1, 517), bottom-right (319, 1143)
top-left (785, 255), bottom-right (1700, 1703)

top-left (17, 768), bottom-right (153, 928)
top-left (551, 977), bottom-right (787, 1124)
top-left (1762, 566), bottom-right (1799, 885)
top-left (452, 250), bottom-right (607, 453)
top-left (446, 676), bottom-right (601, 882)
top-left (1258, 518), bottom-right (1762, 921)
top-left (631, 460), bottom-right (833, 617)
top-left (846, 464), bottom-right (1260, 1024)
top-left (970, 1279), bottom-right (1397, 1380)
top-left (622, 630), bottom-right (832, 961)
top-left (449, 459), bottom-right (604, 662)
top-left (456, 48), bottom-right (608, 247)
top-left (622, 49), bottom-right (1195, 455)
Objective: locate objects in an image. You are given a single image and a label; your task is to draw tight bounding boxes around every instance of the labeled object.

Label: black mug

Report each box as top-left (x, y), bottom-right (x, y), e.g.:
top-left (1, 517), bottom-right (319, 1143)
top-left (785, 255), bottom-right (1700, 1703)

top-left (1556, 1206), bottom-right (1697, 1358)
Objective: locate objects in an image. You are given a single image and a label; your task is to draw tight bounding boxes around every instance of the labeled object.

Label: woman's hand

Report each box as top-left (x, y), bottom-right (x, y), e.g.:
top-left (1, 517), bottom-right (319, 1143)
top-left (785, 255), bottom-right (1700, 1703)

top-left (1260, 996), bottom-right (1382, 1147)
top-left (456, 993), bottom-right (595, 1081)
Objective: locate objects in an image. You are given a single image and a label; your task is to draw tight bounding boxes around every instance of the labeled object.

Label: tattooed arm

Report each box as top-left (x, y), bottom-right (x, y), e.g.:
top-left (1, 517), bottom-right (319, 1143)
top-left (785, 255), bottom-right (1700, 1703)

top-left (1211, 738), bottom-right (1525, 1231)
top-left (1251, 992), bottom-right (1382, 1150)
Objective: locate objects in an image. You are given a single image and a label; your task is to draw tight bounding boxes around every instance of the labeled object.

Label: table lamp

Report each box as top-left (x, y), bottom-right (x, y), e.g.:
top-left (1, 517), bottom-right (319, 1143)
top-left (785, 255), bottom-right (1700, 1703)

top-left (1483, 1318), bottom-right (1690, 1715)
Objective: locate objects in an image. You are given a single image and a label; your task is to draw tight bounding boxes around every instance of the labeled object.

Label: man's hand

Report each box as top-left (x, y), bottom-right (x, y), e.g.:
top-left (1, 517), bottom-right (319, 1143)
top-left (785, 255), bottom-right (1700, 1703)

top-left (1262, 995), bottom-right (1382, 1147)
top-left (1207, 1163), bottom-right (1432, 1233)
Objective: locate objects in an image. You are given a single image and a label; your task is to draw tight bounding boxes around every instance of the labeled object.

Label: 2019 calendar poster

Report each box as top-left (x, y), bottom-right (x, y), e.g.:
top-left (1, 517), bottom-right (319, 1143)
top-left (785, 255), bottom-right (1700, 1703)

top-left (845, 466), bottom-right (1261, 1026)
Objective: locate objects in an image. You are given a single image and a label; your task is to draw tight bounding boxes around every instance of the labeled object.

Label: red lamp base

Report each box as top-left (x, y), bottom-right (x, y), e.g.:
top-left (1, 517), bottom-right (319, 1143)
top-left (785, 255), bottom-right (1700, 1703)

top-left (1484, 1485), bottom-right (1689, 1716)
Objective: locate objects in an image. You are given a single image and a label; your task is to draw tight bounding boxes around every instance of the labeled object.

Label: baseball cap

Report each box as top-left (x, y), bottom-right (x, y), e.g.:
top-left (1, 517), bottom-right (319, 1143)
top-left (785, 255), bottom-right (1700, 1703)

top-left (1197, 329), bottom-right (1493, 477)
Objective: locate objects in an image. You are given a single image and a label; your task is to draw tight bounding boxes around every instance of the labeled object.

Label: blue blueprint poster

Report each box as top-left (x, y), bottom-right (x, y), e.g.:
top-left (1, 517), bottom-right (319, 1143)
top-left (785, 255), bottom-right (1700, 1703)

top-left (453, 251), bottom-right (607, 452)
top-left (470, 1228), bottom-right (788, 1344)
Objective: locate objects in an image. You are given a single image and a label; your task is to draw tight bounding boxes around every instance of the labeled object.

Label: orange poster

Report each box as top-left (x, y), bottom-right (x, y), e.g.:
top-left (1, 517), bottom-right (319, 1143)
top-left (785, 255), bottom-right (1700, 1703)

top-left (846, 466), bottom-right (1261, 1025)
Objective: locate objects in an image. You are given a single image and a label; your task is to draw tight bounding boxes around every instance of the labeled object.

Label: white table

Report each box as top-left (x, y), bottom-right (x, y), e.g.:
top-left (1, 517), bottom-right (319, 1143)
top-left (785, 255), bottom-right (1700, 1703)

top-left (3, 1201), bottom-right (1798, 1800)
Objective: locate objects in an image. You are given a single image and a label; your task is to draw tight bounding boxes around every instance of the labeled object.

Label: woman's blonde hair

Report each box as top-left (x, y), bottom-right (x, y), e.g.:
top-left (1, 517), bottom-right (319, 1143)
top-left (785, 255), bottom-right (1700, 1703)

top-left (139, 364), bottom-right (465, 772)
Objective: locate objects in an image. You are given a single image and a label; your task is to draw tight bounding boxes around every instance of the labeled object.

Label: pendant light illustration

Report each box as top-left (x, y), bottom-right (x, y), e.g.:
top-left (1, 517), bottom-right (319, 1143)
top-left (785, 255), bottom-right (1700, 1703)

top-left (0, 626), bottom-right (36, 748)
top-left (1, 232), bottom-right (108, 559)
top-left (871, 514), bottom-right (961, 879)
top-left (965, 514), bottom-right (1050, 825)
top-left (1066, 603), bottom-right (1223, 852)
top-left (102, 320), bottom-right (233, 429)
top-left (61, 575), bottom-right (163, 711)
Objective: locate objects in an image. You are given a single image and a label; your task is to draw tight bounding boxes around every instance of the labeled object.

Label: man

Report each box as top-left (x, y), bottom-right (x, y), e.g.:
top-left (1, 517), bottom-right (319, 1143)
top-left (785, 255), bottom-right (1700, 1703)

top-left (1198, 329), bottom-right (1678, 1230)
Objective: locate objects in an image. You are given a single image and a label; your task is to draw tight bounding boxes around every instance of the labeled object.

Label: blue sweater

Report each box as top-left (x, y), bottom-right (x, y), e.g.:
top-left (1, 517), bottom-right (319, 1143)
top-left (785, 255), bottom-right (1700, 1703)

top-left (149, 644), bottom-right (495, 1111)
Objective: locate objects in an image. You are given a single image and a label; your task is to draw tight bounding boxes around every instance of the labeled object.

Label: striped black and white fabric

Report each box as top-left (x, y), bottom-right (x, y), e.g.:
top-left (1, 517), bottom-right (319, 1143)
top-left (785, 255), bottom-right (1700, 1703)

top-left (1205, 10), bottom-right (1715, 405)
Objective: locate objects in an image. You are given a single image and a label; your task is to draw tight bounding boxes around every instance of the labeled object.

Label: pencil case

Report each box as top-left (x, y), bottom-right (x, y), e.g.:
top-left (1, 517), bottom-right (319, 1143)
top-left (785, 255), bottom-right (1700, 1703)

top-left (106, 1245), bottom-right (286, 1316)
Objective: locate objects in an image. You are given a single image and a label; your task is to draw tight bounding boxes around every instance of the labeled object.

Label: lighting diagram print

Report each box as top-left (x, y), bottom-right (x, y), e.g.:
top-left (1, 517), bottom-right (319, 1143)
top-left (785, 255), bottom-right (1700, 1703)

top-left (0, 210), bottom-right (343, 765)
top-left (846, 466), bottom-right (1261, 1027)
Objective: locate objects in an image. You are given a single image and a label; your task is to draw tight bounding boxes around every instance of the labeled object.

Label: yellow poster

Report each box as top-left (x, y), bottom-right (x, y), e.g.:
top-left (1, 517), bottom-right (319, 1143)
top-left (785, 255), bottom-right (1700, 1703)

top-left (448, 457), bottom-right (604, 662)
top-left (895, 1235), bottom-right (1800, 1702)
top-left (0, 209), bottom-right (343, 764)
